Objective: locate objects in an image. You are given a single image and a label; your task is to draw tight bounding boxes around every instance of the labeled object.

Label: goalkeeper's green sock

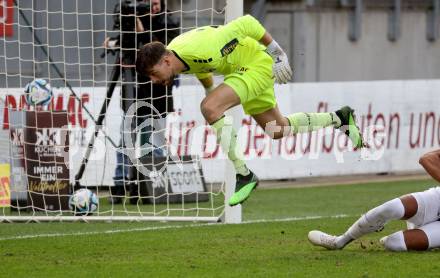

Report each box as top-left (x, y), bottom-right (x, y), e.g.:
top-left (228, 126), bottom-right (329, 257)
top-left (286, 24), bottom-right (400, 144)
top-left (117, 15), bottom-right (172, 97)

top-left (286, 112), bottom-right (341, 134)
top-left (211, 116), bottom-right (250, 176)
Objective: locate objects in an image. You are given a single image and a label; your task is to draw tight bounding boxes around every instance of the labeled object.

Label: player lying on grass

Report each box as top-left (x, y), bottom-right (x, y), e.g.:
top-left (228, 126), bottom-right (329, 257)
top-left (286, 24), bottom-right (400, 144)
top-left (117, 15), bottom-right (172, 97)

top-left (136, 15), bottom-right (365, 207)
top-left (309, 149), bottom-right (440, 251)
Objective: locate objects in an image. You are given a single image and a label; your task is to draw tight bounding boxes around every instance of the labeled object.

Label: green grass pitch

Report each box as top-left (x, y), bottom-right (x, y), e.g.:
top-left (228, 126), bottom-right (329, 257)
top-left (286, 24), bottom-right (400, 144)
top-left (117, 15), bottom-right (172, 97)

top-left (0, 178), bottom-right (439, 277)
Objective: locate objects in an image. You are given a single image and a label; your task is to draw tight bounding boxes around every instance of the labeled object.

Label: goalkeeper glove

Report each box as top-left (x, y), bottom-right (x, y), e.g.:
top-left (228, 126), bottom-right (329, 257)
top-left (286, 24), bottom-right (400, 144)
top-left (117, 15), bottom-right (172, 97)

top-left (266, 40), bottom-right (293, 84)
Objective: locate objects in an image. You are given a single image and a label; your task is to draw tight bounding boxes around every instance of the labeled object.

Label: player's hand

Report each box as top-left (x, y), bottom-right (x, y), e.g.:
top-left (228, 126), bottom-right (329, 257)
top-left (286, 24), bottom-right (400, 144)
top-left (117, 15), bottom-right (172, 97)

top-left (103, 37), bottom-right (110, 48)
top-left (103, 37), bottom-right (117, 49)
top-left (266, 40), bottom-right (293, 84)
top-left (272, 52), bottom-right (292, 84)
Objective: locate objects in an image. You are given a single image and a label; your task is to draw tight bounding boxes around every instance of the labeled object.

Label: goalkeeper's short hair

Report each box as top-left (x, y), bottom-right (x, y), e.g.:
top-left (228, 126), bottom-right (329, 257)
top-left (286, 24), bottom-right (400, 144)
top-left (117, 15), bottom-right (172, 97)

top-left (136, 41), bottom-right (168, 76)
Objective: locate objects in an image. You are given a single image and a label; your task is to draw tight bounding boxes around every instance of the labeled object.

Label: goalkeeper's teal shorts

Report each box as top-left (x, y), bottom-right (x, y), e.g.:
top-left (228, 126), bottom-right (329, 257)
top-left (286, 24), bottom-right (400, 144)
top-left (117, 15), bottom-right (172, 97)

top-left (223, 41), bottom-right (276, 115)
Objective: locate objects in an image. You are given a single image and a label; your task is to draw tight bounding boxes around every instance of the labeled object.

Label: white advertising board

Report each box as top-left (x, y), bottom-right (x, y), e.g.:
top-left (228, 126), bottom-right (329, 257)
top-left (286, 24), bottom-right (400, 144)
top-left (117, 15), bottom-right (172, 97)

top-left (1, 79), bottom-right (439, 184)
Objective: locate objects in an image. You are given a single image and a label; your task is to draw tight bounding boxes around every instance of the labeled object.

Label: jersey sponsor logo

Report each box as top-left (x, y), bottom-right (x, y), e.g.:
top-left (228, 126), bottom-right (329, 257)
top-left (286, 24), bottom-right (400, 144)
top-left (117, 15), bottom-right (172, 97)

top-left (220, 38), bottom-right (238, 57)
top-left (235, 66), bottom-right (248, 75)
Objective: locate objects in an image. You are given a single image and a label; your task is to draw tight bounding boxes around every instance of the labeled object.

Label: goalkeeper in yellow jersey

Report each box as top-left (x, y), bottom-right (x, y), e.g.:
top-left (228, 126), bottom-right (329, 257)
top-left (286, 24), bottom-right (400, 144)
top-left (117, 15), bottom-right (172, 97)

top-left (136, 15), bottom-right (364, 206)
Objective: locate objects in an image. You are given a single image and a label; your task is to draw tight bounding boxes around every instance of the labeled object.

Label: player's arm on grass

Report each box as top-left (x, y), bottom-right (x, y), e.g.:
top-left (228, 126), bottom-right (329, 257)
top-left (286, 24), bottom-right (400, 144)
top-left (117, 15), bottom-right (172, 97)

top-left (225, 15), bottom-right (292, 83)
top-left (419, 149), bottom-right (440, 183)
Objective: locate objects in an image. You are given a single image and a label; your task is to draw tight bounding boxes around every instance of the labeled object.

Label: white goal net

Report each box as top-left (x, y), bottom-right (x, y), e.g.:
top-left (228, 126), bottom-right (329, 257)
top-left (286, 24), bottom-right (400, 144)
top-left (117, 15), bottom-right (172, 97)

top-left (0, 0), bottom-right (242, 222)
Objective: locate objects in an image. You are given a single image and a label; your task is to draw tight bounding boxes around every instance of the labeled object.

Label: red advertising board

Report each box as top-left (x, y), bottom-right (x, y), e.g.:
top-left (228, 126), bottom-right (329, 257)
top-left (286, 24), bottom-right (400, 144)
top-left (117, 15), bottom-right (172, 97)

top-left (0, 0), bottom-right (13, 37)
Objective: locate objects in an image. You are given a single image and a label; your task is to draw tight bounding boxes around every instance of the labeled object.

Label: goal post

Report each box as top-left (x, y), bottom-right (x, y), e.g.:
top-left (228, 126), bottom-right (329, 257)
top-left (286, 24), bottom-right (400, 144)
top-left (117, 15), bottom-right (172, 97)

top-left (222, 0), bottom-right (244, 224)
top-left (0, 0), bottom-right (244, 223)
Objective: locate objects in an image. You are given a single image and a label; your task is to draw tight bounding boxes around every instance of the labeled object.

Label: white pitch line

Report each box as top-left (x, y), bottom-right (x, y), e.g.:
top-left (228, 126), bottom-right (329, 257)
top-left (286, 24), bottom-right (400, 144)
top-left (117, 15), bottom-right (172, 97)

top-left (0, 223), bottom-right (214, 241)
top-left (0, 214), bottom-right (351, 241)
top-left (242, 214), bottom-right (349, 224)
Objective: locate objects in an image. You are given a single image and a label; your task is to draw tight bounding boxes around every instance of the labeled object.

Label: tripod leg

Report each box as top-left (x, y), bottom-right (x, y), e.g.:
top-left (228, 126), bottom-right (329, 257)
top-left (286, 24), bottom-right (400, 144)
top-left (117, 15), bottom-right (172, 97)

top-left (74, 54), bottom-right (121, 185)
top-left (119, 67), bottom-right (142, 204)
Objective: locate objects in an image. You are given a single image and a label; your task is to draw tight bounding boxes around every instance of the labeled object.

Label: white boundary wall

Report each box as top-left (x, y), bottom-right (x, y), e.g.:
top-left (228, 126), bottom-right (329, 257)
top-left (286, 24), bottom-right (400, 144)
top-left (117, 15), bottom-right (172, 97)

top-left (1, 79), bottom-right (439, 185)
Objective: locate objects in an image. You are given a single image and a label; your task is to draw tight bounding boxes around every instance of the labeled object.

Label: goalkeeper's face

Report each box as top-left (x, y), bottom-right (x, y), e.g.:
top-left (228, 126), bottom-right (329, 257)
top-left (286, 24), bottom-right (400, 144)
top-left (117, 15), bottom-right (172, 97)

top-left (149, 57), bottom-right (175, 86)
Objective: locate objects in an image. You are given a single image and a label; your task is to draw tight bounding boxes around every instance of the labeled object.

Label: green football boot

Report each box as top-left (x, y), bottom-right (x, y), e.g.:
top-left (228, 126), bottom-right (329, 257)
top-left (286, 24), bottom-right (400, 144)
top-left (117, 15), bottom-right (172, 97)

top-left (228, 171), bottom-right (259, 206)
top-left (335, 106), bottom-right (365, 149)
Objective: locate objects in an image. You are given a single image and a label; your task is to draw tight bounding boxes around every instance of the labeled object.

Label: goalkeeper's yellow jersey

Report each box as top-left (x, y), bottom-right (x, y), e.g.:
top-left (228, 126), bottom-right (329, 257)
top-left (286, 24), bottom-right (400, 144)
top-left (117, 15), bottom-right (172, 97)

top-left (166, 15), bottom-right (266, 79)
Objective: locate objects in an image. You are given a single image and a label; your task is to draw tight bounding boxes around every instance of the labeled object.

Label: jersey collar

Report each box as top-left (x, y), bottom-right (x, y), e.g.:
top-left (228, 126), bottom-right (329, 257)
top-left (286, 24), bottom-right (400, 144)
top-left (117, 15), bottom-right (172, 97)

top-left (171, 50), bottom-right (190, 72)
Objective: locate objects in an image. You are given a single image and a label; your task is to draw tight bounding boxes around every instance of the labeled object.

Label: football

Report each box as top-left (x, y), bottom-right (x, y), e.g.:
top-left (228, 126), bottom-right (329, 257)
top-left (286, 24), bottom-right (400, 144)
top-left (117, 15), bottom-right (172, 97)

top-left (69, 188), bottom-right (99, 215)
top-left (24, 79), bottom-right (53, 106)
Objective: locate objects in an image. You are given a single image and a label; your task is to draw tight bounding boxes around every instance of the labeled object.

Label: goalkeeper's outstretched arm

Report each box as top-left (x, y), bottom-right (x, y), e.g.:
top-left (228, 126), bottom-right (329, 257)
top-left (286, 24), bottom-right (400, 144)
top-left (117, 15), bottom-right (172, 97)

top-left (226, 15), bottom-right (293, 84)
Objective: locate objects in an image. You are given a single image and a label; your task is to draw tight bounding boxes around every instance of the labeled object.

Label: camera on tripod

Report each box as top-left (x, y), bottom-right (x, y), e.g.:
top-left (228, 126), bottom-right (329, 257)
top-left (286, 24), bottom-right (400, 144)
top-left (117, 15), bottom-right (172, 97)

top-left (113, 0), bottom-right (151, 56)
top-left (114, 0), bottom-right (150, 32)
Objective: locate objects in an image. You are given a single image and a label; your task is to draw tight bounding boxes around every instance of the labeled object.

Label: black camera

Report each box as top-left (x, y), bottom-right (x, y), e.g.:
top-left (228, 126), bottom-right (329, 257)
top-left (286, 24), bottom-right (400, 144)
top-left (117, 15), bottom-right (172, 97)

top-left (114, 0), bottom-right (151, 32)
